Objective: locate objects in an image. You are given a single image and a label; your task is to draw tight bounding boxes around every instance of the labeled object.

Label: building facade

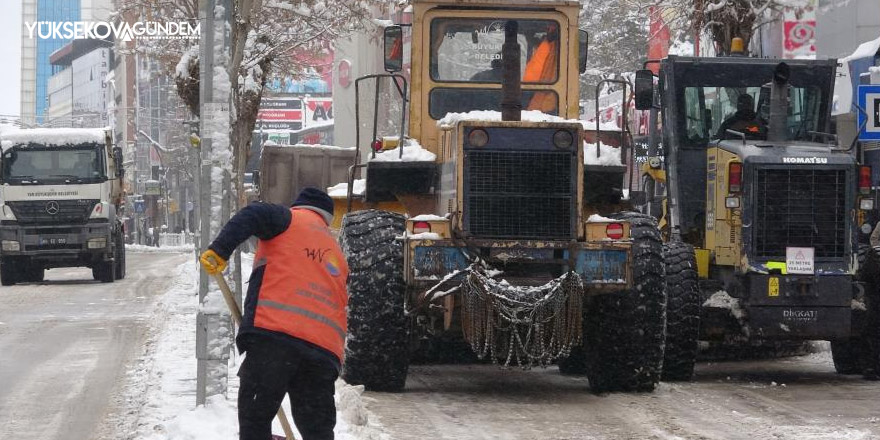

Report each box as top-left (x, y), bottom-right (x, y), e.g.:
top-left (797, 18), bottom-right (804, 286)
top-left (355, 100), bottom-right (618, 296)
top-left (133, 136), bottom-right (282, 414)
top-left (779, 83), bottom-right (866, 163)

top-left (816, 0), bottom-right (880, 58)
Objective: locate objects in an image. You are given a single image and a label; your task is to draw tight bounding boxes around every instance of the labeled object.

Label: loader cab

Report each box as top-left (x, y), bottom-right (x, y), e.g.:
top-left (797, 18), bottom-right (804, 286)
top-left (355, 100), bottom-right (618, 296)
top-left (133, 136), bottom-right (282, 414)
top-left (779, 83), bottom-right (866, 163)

top-left (406, 0), bottom-right (586, 153)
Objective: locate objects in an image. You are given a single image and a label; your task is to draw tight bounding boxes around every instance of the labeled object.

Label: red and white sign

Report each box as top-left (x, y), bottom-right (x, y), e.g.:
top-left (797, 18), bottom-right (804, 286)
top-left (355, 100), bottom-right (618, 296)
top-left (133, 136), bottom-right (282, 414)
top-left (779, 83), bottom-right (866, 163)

top-left (305, 97), bottom-right (333, 126)
top-left (786, 247), bottom-right (815, 274)
top-left (782, 2), bottom-right (816, 59)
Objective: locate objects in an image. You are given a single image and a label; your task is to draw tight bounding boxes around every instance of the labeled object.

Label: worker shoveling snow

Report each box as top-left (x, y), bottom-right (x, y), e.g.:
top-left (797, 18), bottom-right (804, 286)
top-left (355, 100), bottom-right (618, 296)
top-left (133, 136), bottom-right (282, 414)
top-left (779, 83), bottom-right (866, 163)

top-left (124, 255), bottom-right (386, 440)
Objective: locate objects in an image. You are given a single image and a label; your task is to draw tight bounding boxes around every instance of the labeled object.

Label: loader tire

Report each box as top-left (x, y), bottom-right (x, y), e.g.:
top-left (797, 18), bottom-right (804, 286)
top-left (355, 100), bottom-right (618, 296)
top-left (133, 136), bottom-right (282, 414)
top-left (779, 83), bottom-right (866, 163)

top-left (585, 212), bottom-right (666, 392)
top-left (339, 210), bottom-right (410, 391)
top-left (661, 241), bottom-right (700, 381)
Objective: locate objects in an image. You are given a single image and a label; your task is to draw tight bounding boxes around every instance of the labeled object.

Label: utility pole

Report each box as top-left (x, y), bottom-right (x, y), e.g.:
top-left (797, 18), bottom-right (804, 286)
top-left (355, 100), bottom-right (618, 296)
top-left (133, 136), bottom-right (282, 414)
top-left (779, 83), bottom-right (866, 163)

top-left (196, 0), bottom-right (234, 405)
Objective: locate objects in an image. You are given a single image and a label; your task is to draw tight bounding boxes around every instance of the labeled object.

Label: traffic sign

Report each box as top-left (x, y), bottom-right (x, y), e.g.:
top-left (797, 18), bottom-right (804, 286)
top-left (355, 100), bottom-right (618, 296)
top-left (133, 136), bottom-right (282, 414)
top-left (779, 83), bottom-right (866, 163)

top-left (858, 85), bottom-right (880, 141)
top-left (134, 200), bottom-right (146, 214)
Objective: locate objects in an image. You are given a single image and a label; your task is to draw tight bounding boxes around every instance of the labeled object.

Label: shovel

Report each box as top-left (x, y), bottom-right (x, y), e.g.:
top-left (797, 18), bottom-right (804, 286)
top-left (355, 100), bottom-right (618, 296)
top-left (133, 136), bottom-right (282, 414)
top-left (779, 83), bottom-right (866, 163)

top-left (210, 271), bottom-right (297, 440)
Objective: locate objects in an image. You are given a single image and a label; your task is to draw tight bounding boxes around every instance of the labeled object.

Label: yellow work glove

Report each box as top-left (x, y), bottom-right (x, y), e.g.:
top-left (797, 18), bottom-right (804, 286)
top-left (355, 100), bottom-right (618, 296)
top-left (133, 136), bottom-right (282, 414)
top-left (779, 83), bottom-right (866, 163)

top-left (200, 249), bottom-right (227, 275)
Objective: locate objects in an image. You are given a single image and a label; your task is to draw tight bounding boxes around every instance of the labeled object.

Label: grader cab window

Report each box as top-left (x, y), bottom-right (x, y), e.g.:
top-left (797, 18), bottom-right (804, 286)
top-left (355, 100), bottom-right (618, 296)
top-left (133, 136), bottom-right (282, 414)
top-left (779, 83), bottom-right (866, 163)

top-left (430, 18), bottom-right (559, 83)
top-left (428, 18), bottom-right (561, 118)
top-left (681, 85), bottom-right (824, 145)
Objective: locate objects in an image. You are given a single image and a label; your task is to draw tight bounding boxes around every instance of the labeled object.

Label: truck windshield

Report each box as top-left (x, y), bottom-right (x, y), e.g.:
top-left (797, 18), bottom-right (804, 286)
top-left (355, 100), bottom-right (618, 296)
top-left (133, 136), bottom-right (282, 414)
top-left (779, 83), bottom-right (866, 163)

top-left (1, 144), bottom-right (106, 185)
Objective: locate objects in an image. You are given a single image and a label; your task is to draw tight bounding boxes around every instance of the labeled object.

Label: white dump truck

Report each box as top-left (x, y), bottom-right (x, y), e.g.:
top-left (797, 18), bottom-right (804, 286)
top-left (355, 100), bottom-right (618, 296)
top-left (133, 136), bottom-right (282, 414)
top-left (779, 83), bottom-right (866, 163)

top-left (0, 128), bottom-right (126, 284)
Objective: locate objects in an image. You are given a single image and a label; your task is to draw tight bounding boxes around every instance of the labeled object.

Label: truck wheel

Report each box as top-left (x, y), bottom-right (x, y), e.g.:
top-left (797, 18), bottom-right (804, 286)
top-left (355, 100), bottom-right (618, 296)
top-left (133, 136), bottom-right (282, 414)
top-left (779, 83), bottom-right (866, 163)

top-left (1, 257), bottom-right (18, 286)
top-left (23, 267), bottom-right (44, 283)
top-left (339, 210), bottom-right (410, 391)
top-left (92, 261), bottom-right (115, 283)
top-left (585, 212), bottom-right (666, 392)
top-left (662, 241), bottom-right (700, 381)
top-left (115, 231), bottom-right (126, 280)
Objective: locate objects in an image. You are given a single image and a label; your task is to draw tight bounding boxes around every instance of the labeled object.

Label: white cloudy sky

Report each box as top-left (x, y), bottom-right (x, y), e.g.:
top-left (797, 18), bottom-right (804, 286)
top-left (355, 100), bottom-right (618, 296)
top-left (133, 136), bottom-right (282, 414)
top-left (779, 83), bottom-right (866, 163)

top-left (0, 1), bottom-right (22, 118)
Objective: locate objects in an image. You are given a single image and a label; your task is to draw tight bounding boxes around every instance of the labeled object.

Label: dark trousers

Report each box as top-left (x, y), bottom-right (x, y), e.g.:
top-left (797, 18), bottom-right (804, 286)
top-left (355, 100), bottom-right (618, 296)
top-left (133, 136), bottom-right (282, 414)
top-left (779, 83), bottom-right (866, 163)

top-left (238, 338), bottom-right (339, 440)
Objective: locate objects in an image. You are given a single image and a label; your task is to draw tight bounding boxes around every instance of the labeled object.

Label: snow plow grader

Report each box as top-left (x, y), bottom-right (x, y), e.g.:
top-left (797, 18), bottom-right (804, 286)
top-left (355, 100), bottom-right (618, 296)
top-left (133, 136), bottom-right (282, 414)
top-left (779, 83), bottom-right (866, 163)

top-left (634, 53), bottom-right (880, 379)
top-left (333, 0), bottom-right (672, 393)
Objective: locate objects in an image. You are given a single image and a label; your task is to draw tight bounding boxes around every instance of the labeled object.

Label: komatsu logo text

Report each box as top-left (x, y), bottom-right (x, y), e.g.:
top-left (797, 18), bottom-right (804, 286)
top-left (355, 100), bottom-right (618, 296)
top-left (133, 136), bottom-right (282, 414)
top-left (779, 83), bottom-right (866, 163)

top-left (782, 157), bottom-right (828, 164)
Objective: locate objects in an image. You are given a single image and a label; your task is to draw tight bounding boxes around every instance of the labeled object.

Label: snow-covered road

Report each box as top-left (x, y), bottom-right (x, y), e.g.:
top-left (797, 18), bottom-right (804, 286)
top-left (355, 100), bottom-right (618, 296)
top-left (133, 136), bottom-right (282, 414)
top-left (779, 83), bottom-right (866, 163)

top-left (366, 353), bottom-right (880, 440)
top-left (0, 251), bottom-right (190, 440)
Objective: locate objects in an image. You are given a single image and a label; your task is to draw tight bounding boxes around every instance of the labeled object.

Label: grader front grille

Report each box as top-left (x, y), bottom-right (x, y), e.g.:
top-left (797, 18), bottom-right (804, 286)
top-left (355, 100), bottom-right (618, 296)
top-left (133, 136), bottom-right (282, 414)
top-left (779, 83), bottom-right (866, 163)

top-left (464, 150), bottom-right (575, 239)
top-left (752, 167), bottom-right (848, 259)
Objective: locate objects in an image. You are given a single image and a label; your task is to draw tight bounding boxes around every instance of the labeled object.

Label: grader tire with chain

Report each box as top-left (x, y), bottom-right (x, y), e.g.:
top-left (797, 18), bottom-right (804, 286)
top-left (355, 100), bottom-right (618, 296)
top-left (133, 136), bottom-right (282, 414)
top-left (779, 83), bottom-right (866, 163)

top-left (831, 244), bottom-right (871, 374)
top-left (584, 212), bottom-right (666, 392)
top-left (339, 210), bottom-right (411, 391)
top-left (662, 241), bottom-right (700, 381)
top-left (831, 245), bottom-right (880, 378)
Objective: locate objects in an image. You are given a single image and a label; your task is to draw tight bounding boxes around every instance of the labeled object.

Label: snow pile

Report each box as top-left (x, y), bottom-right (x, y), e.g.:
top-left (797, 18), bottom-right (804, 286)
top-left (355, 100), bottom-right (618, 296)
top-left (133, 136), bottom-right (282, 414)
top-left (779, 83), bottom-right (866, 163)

top-left (406, 232), bottom-right (443, 240)
top-left (409, 214), bottom-right (449, 221)
top-left (0, 127), bottom-right (107, 150)
top-left (587, 214), bottom-right (616, 222)
top-left (581, 120), bottom-right (622, 131)
top-left (437, 110), bottom-right (583, 126)
top-left (127, 252), bottom-right (385, 440)
top-left (127, 244), bottom-right (195, 253)
top-left (842, 35), bottom-right (880, 62)
top-left (371, 138), bottom-right (436, 162)
top-left (703, 290), bottom-right (745, 320)
top-left (328, 179), bottom-right (366, 197)
top-left (584, 142), bottom-right (623, 166)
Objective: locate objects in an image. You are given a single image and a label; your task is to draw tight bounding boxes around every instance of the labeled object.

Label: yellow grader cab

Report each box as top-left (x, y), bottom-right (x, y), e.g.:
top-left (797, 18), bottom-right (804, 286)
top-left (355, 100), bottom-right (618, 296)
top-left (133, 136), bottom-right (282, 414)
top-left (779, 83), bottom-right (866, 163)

top-left (335, 0), bottom-right (671, 393)
top-left (635, 55), bottom-right (880, 379)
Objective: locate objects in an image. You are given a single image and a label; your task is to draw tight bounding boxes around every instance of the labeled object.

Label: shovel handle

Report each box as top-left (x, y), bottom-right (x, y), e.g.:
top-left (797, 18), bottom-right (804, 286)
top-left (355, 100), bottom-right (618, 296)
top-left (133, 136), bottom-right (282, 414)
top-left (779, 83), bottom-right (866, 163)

top-left (209, 271), bottom-right (297, 440)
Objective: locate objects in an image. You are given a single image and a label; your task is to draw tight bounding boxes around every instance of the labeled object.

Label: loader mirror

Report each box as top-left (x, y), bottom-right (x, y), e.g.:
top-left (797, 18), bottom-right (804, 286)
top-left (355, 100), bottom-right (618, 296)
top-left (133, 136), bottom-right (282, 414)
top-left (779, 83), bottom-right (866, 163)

top-left (634, 69), bottom-right (654, 110)
top-left (384, 26), bottom-right (404, 73)
top-left (578, 30), bottom-right (589, 74)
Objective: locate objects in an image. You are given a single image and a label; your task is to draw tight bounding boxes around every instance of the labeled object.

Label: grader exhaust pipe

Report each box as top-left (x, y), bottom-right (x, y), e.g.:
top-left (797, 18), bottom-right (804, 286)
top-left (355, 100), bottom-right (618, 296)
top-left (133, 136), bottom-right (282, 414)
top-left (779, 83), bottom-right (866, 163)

top-left (767, 62), bottom-right (791, 142)
top-left (501, 20), bottom-right (522, 122)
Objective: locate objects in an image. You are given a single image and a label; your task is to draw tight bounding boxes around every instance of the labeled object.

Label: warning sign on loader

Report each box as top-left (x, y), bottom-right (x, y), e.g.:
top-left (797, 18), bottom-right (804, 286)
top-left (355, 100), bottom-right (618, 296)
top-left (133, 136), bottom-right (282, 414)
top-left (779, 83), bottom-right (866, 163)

top-left (786, 247), bottom-right (815, 274)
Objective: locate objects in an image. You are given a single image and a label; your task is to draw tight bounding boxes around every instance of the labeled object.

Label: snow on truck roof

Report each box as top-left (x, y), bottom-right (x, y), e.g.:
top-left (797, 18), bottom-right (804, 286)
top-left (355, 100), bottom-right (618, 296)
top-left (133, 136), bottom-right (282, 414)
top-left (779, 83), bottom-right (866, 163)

top-left (1, 127), bottom-right (108, 151)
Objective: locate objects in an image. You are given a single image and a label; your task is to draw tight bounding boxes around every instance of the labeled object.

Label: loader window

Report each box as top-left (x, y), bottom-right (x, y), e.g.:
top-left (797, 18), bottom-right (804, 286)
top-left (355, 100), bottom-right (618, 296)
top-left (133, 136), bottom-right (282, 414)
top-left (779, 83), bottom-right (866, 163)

top-left (430, 18), bottom-right (559, 84)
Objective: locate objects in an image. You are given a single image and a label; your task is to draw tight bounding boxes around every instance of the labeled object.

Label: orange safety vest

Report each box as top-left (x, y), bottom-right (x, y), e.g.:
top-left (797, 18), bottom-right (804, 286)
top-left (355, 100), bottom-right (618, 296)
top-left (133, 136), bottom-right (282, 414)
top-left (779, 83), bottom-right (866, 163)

top-left (252, 208), bottom-right (349, 361)
top-left (523, 39), bottom-right (558, 113)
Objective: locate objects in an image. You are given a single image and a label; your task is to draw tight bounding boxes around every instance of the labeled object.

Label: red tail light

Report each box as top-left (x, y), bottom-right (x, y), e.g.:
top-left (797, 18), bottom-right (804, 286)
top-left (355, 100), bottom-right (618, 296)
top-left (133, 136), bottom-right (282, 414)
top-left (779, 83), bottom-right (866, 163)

top-left (728, 162), bottom-right (743, 193)
top-left (605, 223), bottom-right (624, 240)
top-left (860, 166), bottom-right (871, 195)
top-left (371, 139), bottom-right (383, 152)
top-left (412, 221), bottom-right (431, 234)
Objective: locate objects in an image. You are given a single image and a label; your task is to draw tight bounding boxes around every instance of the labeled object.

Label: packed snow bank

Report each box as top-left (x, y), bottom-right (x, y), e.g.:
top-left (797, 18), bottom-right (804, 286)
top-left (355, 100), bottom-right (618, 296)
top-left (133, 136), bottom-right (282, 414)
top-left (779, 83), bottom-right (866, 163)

top-left (581, 120), bottom-right (622, 131)
top-left (127, 244), bottom-right (195, 253)
top-left (371, 138), bottom-right (436, 162)
top-left (584, 142), bottom-right (623, 166)
top-left (1, 127), bottom-right (108, 150)
top-left (129, 252), bottom-right (386, 440)
top-left (328, 179), bottom-right (366, 197)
